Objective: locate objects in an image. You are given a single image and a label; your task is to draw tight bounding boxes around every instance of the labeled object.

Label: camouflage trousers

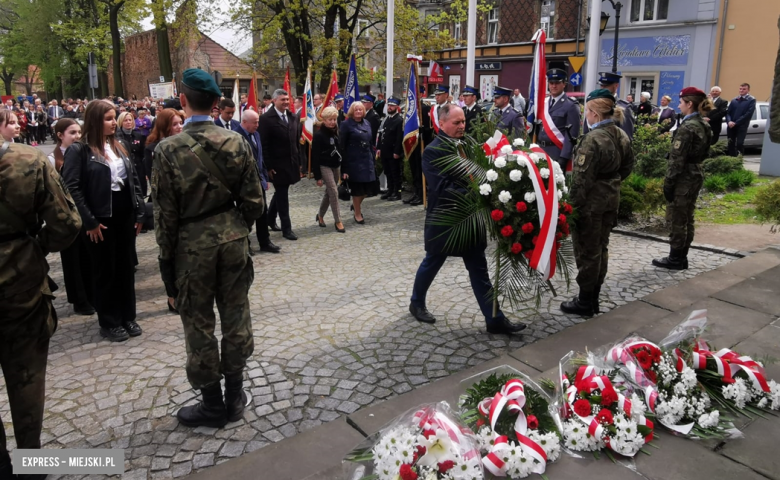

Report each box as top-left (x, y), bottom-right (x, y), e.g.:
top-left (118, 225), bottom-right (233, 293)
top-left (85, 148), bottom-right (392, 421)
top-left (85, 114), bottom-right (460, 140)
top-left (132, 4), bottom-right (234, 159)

top-left (0, 281), bottom-right (55, 456)
top-left (668, 175), bottom-right (703, 251)
top-left (175, 238), bottom-right (254, 390)
top-left (572, 207), bottom-right (618, 295)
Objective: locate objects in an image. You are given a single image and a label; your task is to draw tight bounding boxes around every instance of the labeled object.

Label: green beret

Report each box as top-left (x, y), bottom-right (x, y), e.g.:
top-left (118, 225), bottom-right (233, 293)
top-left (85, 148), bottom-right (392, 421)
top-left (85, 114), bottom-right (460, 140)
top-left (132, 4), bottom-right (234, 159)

top-left (586, 88), bottom-right (616, 103)
top-left (181, 69), bottom-right (222, 97)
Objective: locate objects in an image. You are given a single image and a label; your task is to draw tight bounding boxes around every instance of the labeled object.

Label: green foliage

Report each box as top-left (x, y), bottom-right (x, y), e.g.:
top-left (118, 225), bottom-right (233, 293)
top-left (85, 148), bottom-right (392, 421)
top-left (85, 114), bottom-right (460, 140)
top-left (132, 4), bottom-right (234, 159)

top-left (632, 122), bottom-right (672, 178)
top-left (624, 173), bottom-right (649, 194)
top-left (704, 175), bottom-right (728, 193)
top-left (754, 179), bottom-right (780, 231)
top-left (618, 184), bottom-right (642, 219)
top-left (638, 178), bottom-right (667, 217)
top-left (723, 170), bottom-right (756, 190)
top-left (702, 156), bottom-right (744, 176)
top-left (708, 139), bottom-right (728, 159)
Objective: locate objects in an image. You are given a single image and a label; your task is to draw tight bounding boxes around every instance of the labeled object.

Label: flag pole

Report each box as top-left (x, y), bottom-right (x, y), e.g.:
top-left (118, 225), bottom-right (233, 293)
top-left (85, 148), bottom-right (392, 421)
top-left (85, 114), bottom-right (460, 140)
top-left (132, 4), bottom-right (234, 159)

top-left (416, 60), bottom-right (427, 208)
top-left (385, 0), bottom-right (395, 107)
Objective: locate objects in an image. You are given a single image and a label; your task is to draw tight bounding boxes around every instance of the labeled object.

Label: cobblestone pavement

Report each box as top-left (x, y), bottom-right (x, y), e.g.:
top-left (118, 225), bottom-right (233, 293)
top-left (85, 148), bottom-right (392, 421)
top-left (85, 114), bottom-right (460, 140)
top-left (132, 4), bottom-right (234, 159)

top-left (0, 180), bottom-right (735, 479)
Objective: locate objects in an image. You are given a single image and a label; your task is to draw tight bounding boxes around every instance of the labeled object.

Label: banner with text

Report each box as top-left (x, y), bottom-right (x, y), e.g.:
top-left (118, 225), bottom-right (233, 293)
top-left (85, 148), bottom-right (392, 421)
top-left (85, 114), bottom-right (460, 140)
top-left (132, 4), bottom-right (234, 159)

top-left (148, 82), bottom-right (175, 99)
top-left (600, 35), bottom-right (690, 67)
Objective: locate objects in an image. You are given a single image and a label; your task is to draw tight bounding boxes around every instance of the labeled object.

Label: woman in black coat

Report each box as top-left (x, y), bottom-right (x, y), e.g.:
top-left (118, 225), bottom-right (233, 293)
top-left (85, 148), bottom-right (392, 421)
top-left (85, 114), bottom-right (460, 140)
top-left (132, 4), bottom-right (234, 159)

top-left (116, 111), bottom-right (147, 196)
top-left (312, 106), bottom-right (345, 232)
top-left (339, 102), bottom-right (377, 224)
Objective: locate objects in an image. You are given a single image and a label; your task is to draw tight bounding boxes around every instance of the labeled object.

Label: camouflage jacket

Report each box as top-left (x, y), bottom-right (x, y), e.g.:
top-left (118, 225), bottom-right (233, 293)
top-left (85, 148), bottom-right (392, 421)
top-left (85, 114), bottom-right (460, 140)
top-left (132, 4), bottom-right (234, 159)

top-left (570, 121), bottom-right (634, 211)
top-left (151, 120), bottom-right (264, 261)
top-left (666, 114), bottom-right (712, 185)
top-left (0, 143), bottom-right (82, 299)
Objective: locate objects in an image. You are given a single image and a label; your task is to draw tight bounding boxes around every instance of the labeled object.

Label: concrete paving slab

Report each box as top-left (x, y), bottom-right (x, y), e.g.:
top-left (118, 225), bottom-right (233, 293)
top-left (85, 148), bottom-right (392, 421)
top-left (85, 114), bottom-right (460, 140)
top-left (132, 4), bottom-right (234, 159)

top-left (345, 355), bottom-right (536, 436)
top-left (508, 301), bottom-right (670, 372)
top-left (719, 415), bottom-right (780, 480)
top-left (184, 419), bottom-right (363, 480)
top-left (730, 321), bottom-right (780, 381)
top-left (542, 452), bottom-right (644, 479)
top-left (301, 464), bottom-right (344, 480)
top-left (712, 265), bottom-right (780, 317)
top-left (641, 269), bottom-right (745, 312)
top-left (716, 248), bottom-right (780, 278)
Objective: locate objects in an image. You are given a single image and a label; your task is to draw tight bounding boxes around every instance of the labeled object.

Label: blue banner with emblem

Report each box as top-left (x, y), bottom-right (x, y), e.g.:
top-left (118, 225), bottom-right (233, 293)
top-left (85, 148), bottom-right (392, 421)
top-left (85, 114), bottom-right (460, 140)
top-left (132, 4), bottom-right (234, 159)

top-left (343, 54), bottom-right (360, 112)
top-left (403, 62), bottom-right (420, 159)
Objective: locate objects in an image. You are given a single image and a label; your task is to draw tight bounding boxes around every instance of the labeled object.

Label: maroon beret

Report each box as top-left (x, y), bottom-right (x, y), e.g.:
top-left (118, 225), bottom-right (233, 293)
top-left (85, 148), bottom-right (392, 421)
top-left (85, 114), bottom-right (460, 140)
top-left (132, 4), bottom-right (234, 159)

top-left (679, 87), bottom-right (706, 97)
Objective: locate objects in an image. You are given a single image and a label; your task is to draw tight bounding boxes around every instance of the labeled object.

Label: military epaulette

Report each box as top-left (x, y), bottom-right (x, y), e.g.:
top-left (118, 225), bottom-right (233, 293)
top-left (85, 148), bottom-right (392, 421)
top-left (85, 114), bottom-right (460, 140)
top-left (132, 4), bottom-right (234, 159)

top-left (510, 107), bottom-right (520, 114)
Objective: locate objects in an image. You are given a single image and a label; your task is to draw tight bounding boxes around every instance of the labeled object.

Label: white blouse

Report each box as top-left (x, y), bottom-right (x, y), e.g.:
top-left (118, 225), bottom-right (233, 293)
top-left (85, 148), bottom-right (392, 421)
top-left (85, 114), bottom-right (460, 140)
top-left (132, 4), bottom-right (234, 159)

top-left (104, 141), bottom-right (127, 191)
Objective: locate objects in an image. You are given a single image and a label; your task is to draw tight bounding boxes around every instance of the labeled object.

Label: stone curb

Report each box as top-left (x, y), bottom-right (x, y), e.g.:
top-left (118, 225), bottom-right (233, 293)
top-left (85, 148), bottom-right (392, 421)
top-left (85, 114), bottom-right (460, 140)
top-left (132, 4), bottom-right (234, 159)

top-left (613, 227), bottom-right (751, 257)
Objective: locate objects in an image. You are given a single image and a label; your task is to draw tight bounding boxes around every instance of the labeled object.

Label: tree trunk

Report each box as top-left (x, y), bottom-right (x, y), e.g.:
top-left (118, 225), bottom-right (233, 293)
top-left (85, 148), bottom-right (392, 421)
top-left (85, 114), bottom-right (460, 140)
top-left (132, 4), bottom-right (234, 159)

top-left (154, 0), bottom-right (174, 81)
top-left (0, 67), bottom-right (14, 95)
top-left (109, 1), bottom-right (125, 97)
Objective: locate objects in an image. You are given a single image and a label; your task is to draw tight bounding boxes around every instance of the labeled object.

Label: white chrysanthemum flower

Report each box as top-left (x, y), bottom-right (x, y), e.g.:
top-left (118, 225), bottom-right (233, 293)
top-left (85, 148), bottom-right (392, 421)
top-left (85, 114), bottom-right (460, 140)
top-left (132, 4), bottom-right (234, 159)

top-left (498, 190), bottom-right (512, 203)
top-left (563, 185), bottom-right (569, 194)
top-left (529, 143), bottom-right (540, 149)
top-left (525, 192), bottom-right (536, 203)
top-left (539, 168), bottom-right (550, 179)
top-left (494, 157), bottom-right (507, 168)
top-left (557, 190), bottom-right (563, 200)
top-left (485, 169), bottom-right (499, 182)
top-left (513, 138), bottom-right (525, 147)
top-left (769, 380), bottom-right (780, 410)
top-left (529, 153), bottom-right (543, 164)
top-left (630, 393), bottom-right (647, 419)
top-left (509, 169), bottom-right (523, 182)
top-left (500, 145), bottom-right (514, 155)
top-left (479, 183), bottom-right (492, 196)
top-left (757, 397), bottom-right (768, 409)
top-left (555, 174), bottom-right (566, 185)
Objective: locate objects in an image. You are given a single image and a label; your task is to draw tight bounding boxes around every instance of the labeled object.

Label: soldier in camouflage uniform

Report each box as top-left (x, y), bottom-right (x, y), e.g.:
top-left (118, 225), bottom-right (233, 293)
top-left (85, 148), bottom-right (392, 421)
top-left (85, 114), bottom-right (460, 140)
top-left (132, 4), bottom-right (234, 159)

top-left (152, 69), bottom-right (264, 428)
top-left (0, 131), bottom-right (82, 476)
top-left (653, 87), bottom-right (713, 270)
top-left (561, 90), bottom-right (634, 317)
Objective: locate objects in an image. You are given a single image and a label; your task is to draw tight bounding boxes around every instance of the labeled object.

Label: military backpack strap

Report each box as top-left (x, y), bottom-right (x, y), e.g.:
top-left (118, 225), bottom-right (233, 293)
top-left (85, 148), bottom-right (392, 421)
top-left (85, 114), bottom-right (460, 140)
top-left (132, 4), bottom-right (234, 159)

top-left (179, 132), bottom-right (234, 197)
top-left (0, 141), bottom-right (31, 235)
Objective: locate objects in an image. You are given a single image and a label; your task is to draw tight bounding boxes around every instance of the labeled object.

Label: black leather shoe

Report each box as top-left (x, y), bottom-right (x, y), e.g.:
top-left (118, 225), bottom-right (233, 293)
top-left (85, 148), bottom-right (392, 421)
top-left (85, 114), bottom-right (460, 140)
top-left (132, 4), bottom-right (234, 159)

top-left (176, 383), bottom-right (228, 428)
top-left (282, 230), bottom-right (298, 241)
top-left (409, 304), bottom-right (436, 324)
top-left (560, 295), bottom-right (595, 316)
top-left (409, 195), bottom-right (423, 206)
top-left (402, 195), bottom-right (413, 204)
top-left (486, 317), bottom-right (527, 335)
top-left (100, 326), bottom-right (129, 342)
top-left (73, 302), bottom-right (95, 315)
top-left (260, 241), bottom-right (282, 253)
top-left (593, 286), bottom-right (601, 314)
top-left (353, 216), bottom-right (365, 225)
top-left (652, 248), bottom-right (687, 270)
top-left (380, 192), bottom-right (391, 200)
top-left (269, 222), bottom-right (282, 232)
top-left (387, 192), bottom-right (401, 201)
top-left (123, 320), bottom-right (143, 337)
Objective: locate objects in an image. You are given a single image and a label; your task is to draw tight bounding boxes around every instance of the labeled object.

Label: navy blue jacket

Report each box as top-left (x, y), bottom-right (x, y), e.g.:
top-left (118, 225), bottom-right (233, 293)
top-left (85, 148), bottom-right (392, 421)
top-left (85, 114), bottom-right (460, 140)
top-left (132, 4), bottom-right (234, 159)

top-left (235, 125), bottom-right (268, 190)
top-left (339, 118), bottom-right (376, 183)
top-left (214, 117), bottom-right (241, 131)
top-left (422, 133), bottom-right (486, 256)
top-left (726, 94), bottom-right (756, 129)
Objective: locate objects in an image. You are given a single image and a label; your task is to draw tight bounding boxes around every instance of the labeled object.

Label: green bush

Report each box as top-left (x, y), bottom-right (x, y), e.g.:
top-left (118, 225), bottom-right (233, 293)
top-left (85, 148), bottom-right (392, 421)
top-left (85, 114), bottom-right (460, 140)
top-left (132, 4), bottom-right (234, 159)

top-left (723, 170), bottom-right (756, 190)
top-left (638, 178), bottom-right (667, 217)
top-left (754, 179), bottom-right (780, 230)
top-left (618, 184), bottom-right (642, 219)
top-left (632, 122), bottom-right (671, 178)
top-left (703, 175), bottom-right (728, 193)
top-left (702, 156), bottom-right (743, 176)
top-left (708, 139), bottom-right (728, 159)
top-left (624, 173), bottom-right (649, 194)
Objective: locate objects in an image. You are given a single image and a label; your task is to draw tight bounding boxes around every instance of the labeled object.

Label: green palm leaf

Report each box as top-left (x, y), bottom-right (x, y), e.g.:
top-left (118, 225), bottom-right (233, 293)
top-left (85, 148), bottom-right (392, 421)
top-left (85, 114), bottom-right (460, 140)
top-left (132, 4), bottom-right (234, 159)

top-left (428, 189), bottom-right (491, 254)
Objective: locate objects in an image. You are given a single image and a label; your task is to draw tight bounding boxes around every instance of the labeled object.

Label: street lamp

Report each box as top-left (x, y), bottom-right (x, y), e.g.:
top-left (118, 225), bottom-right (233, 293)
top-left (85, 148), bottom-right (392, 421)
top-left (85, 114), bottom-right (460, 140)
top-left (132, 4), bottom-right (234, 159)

top-left (587, 1), bottom-right (622, 74)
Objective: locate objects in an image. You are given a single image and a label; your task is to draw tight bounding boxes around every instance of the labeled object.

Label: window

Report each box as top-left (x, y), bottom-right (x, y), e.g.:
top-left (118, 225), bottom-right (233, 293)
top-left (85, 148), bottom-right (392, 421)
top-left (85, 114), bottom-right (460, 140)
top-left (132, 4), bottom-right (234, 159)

top-left (760, 105), bottom-right (769, 120)
top-left (357, 19), bottom-right (369, 39)
top-left (426, 10), bottom-right (440, 34)
top-left (454, 22), bottom-right (462, 43)
top-left (540, 16), bottom-right (553, 39)
top-left (487, 8), bottom-right (499, 44)
top-left (630, 0), bottom-right (668, 22)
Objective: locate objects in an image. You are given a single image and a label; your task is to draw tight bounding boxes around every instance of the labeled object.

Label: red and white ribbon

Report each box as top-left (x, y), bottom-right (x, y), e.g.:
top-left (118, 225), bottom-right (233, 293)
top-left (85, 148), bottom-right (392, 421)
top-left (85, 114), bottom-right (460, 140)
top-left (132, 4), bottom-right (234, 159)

top-left (693, 346), bottom-right (770, 393)
top-left (413, 406), bottom-right (482, 462)
top-left (482, 130), bottom-right (510, 159)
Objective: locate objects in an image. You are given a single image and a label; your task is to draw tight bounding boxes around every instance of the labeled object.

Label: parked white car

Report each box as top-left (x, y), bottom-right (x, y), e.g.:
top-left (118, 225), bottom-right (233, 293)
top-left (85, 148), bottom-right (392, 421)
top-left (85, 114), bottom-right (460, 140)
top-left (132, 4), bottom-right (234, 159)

top-left (719, 101), bottom-right (769, 148)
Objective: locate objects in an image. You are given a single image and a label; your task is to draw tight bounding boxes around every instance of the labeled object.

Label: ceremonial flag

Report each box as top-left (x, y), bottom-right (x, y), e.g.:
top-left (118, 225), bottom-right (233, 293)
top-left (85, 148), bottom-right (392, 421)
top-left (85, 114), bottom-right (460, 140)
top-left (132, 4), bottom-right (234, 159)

top-left (402, 61), bottom-right (420, 159)
top-left (526, 29), bottom-right (564, 150)
top-left (283, 65), bottom-right (291, 94)
top-left (247, 72), bottom-right (259, 112)
top-left (318, 68), bottom-right (338, 121)
top-left (231, 78), bottom-right (240, 111)
top-left (301, 67), bottom-right (315, 144)
top-left (343, 54), bottom-right (360, 112)
top-left (428, 60), bottom-right (443, 80)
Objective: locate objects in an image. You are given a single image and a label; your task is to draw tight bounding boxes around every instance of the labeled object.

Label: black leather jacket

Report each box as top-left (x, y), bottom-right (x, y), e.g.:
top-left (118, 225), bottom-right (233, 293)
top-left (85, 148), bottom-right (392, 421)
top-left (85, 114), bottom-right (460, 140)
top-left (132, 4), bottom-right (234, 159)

top-left (61, 141), bottom-right (144, 231)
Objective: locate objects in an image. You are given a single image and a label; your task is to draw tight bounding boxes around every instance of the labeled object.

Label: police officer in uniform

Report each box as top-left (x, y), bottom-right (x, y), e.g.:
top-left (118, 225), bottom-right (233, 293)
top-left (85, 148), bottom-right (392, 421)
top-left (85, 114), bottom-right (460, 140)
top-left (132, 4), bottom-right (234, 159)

top-left (582, 72), bottom-right (636, 140)
top-left (152, 69), bottom-right (265, 428)
top-left (0, 138), bottom-right (82, 477)
top-left (652, 87), bottom-right (713, 270)
top-left (431, 85), bottom-right (450, 135)
top-left (361, 94), bottom-right (381, 142)
top-left (404, 86), bottom-right (430, 206)
top-left (462, 85), bottom-right (483, 134)
top-left (377, 97), bottom-right (405, 201)
top-left (537, 69), bottom-right (581, 172)
top-left (560, 89), bottom-right (634, 316)
top-left (492, 85), bottom-right (525, 137)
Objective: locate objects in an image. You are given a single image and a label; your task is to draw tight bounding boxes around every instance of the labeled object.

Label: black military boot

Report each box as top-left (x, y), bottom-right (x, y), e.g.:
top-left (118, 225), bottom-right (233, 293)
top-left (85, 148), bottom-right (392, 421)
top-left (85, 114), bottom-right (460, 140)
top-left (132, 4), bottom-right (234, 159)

top-left (681, 247), bottom-right (690, 270)
top-left (560, 293), bottom-right (595, 317)
top-left (176, 383), bottom-right (227, 428)
top-left (0, 450), bottom-right (13, 480)
top-left (652, 248), bottom-right (687, 270)
top-left (224, 373), bottom-right (249, 422)
top-left (593, 285), bottom-right (602, 314)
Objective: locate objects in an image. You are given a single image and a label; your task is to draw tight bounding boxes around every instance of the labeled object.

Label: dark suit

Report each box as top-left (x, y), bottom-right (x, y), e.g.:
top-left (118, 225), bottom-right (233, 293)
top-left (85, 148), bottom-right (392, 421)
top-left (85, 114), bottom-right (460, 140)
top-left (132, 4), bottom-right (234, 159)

top-left (257, 108), bottom-right (300, 233)
top-left (365, 108), bottom-right (381, 145)
top-left (236, 125), bottom-right (271, 247)
top-left (410, 132), bottom-right (506, 326)
top-left (377, 112), bottom-right (404, 194)
top-left (463, 103), bottom-right (483, 134)
top-left (657, 107), bottom-right (677, 133)
top-left (726, 94), bottom-right (756, 155)
top-left (214, 117), bottom-right (240, 131)
top-left (708, 96), bottom-right (728, 144)
top-left (538, 94), bottom-right (581, 171)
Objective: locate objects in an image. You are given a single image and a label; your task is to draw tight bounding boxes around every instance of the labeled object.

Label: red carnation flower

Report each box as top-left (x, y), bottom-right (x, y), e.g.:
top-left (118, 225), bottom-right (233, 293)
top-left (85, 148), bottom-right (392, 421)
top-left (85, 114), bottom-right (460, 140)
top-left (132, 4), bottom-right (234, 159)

top-left (559, 214), bottom-right (567, 224)
top-left (522, 222), bottom-right (534, 234)
top-left (651, 348), bottom-right (662, 363)
top-left (556, 232), bottom-right (563, 240)
top-left (524, 249), bottom-right (534, 259)
top-left (527, 415), bottom-right (539, 430)
top-left (400, 464), bottom-right (418, 480)
top-left (573, 399), bottom-right (591, 417)
top-left (437, 460), bottom-right (455, 474)
top-left (476, 418), bottom-right (485, 428)
top-left (416, 445), bottom-right (426, 458)
top-left (561, 223), bottom-right (570, 235)
top-left (501, 225), bottom-right (514, 237)
top-left (600, 387), bottom-right (618, 406)
top-left (516, 201), bottom-right (528, 213)
top-left (511, 243), bottom-right (523, 254)
top-left (636, 350), bottom-right (652, 370)
top-left (532, 235), bottom-right (538, 245)
top-left (491, 209), bottom-right (504, 222)
top-left (647, 370), bottom-right (658, 384)
top-left (562, 202), bottom-right (573, 214)
top-left (596, 408), bottom-right (614, 425)
top-left (422, 429), bottom-right (436, 439)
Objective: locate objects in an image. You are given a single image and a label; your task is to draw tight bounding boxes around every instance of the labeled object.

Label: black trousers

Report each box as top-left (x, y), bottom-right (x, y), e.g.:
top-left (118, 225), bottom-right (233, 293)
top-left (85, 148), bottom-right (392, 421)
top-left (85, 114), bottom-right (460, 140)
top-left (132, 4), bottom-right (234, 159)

top-left (60, 234), bottom-right (93, 306)
top-left (409, 148), bottom-right (423, 197)
top-left (36, 125), bottom-right (47, 143)
top-left (86, 188), bottom-right (137, 329)
top-left (727, 125), bottom-right (748, 156)
top-left (256, 189), bottom-right (270, 246)
top-left (384, 155), bottom-right (403, 194)
top-left (268, 183), bottom-right (292, 232)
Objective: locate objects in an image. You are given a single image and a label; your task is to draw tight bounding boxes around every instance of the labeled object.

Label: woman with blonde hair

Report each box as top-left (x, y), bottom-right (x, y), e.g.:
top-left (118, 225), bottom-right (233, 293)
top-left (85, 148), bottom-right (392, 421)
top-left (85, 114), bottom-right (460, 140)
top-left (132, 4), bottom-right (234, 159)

top-left (560, 89), bottom-right (634, 317)
top-left (312, 106), bottom-right (345, 232)
top-left (116, 111), bottom-right (148, 195)
top-left (339, 101), bottom-right (378, 224)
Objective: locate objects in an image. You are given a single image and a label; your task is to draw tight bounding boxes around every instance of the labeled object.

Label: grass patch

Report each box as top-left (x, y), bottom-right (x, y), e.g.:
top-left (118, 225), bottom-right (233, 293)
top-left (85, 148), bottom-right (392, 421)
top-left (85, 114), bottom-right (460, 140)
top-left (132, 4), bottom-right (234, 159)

top-left (696, 177), bottom-right (773, 224)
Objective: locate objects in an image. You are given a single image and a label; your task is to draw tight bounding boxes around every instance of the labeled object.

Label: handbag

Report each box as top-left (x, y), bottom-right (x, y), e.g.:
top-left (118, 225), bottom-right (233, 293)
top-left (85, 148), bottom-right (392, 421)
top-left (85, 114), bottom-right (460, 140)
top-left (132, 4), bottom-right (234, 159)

top-left (338, 180), bottom-right (351, 201)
